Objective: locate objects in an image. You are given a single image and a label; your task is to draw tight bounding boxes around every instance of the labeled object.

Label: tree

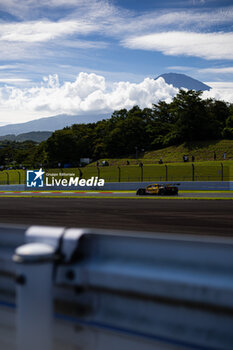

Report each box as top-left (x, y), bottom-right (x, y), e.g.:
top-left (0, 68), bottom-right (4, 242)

top-left (46, 129), bottom-right (78, 165)
top-left (222, 115), bottom-right (233, 139)
top-left (170, 90), bottom-right (218, 143)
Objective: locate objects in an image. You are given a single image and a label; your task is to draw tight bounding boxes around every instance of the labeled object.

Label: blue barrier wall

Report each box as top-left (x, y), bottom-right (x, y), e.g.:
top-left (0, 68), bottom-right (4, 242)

top-left (99, 181), bottom-right (233, 191)
top-left (0, 181), bottom-right (233, 191)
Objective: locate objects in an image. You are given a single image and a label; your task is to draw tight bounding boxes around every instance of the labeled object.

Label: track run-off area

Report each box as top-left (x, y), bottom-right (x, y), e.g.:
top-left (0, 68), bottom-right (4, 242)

top-left (0, 190), bottom-right (232, 199)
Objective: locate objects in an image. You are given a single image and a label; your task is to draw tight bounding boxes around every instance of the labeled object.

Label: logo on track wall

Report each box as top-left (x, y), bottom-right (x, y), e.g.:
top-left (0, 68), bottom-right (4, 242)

top-left (27, 168), bottom-right (44, 187)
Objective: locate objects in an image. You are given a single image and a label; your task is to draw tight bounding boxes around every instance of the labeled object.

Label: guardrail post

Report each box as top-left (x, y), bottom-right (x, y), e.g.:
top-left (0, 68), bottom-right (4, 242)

top-left (140, 164), bottom-right (143, 182)
top-left (17, 171), bottom-right (21, 184)
top-left (78, 167), bottom-right (83, 179)
top-left (221, 163), bottom-right (223, 181)
top-left (165, 165), bottom-right (168, 181)
top-left (192, 164), bottom-right (195, 181)
top-left (118, 166), bottom-right (121, 182)
top-left (5, 171), bottom-right (9, 185)
top-left (13, 243), bottom-right (55, 350)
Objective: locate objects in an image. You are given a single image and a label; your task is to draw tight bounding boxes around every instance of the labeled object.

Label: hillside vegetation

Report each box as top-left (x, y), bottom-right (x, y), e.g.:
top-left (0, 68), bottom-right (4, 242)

top-left (0, 131), bottom-right (52, 143)
top-left (88, 140), bottom-right (233, 166)
top-left (144, 140), bottom-right (233, 163)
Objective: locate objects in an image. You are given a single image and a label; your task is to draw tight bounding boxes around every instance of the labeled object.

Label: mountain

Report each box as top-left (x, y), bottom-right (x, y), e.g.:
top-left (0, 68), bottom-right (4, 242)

top-left (0, 113), bottom-right (109, 136)
top-left (0, 131), bottom-right (52, 142)
top-left (156, 73), bottom-right (211, 91)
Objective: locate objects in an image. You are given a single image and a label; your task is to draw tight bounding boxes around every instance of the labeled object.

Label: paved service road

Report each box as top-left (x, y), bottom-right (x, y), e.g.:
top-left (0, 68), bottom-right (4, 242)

top-left (0, 197), bottom-right (232, 236)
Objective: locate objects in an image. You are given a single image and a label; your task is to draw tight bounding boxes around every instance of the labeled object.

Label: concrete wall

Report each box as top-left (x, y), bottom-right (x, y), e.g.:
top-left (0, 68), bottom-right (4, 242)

top-left (0, 181), bottom-right (233, 191)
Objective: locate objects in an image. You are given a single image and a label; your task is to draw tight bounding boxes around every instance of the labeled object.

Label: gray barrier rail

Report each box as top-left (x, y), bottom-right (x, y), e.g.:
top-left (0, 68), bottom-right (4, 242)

top-left (1, 225), bottom-right (233, 349)
top-left (0, 180), bottom-right (233, 191)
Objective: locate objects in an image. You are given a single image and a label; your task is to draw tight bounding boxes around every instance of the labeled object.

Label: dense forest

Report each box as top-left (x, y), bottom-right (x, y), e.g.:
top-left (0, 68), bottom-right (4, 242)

top-left (1, 90), bottom-right (233, 168)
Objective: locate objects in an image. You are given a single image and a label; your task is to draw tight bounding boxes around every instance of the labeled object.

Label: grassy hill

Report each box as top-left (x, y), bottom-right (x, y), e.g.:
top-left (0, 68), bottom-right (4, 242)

top-left (88, 140), bottom-right (233, 166)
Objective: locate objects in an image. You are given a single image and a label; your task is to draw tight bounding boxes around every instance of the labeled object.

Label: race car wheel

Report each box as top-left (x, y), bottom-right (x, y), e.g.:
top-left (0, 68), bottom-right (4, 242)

top-left (158, 189), bottom-right (165, 196)
top-left (136, 188), bottom-right (145, 195)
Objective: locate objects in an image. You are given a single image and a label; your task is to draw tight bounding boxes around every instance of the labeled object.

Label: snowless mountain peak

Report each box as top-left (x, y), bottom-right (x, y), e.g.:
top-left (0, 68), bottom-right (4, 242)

top-left (156, 73), bottom-right (211, 91)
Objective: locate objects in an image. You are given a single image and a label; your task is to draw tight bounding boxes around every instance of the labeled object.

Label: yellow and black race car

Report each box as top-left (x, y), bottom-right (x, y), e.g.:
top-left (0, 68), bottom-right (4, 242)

top-left (136, 183), bottom-right (179, 196)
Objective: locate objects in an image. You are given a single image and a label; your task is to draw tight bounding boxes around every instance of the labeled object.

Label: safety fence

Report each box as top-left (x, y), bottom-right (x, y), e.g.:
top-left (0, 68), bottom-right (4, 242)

top-left (0, 170), bottom-right (25, 185)
top-left (1, 225), bottom-right (233, 350)
top-left (81, 163), bottom-right (232, 182)
top-left (47, 163), bottom-right (232, 182)
top-left (0, 163), bottom-right (232, 185)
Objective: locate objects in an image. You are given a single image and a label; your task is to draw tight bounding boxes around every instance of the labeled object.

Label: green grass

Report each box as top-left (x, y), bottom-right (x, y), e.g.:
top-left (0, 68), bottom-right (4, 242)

top-left (87, 140), bottom-right (233, 166)
top-left (143, 140), bottom-right (233, 163)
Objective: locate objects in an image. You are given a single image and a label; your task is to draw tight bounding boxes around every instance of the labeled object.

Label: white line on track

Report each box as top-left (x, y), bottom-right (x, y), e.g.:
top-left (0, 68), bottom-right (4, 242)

top-left (61, 191), bottom-right (75, 194)
top-left (39, 191), bottom-right (52, 194)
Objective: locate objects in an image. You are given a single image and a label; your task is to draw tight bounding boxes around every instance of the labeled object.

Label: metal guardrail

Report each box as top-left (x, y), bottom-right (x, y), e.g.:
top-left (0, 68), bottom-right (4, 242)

top-left (0, 225), bottom-right (233, 349)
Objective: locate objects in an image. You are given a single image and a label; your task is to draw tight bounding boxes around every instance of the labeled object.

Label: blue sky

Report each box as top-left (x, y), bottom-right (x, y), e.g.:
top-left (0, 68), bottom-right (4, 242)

top-left (0, 0), bottom-right (233, 124)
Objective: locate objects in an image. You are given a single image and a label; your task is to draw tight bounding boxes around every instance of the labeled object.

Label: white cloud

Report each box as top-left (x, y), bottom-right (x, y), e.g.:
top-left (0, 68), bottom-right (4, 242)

top-left (0, 65), bottom-right (18, 70)
top-left (0, 0), bottom-right (87, 20)
top-left (202, 82), bottom-right (233, 102)
top-left (200, 67), bottom-right (233, 74)
top-left (205, 81), bottom-right (233, 90)
top-left (151, 7), bottom-right (233, 29)
top-left (0, 73), bottom-right (179, 124)
top-left (122, 31), bottom-right (233, 60)
top-left (0, 78), bottom-right (31, 83)
top-left (166, 66), bottom-right (195, 72)
top-left (1, 1), bottom-right (233, 66)
top-left (1, 1), bottom-right (233, 41)
top-left (59, 39), bottom-right (108, 49)
top-left (0, 20), bottom-right (98, 43)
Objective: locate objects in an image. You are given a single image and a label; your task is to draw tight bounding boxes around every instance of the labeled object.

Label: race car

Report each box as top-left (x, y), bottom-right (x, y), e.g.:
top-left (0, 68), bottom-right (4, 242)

top-left (136, 183), bottom-right (179, 196)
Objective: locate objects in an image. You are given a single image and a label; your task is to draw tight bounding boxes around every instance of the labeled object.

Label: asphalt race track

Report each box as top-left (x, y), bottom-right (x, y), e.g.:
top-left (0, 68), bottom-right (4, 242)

top-left (0, 197), bottom-right (232, 236)
top-left (0, 190), bottom-right (233, 198)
